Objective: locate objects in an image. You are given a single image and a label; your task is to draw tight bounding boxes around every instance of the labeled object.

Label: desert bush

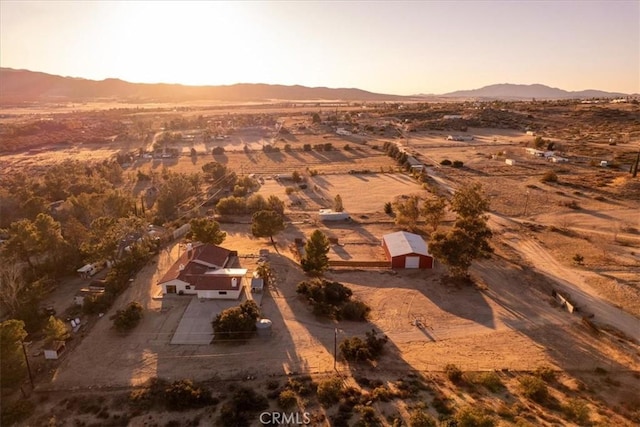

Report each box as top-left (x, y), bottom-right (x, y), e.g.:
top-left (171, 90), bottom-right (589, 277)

top-left (278, 390), bottom-right (298, 410)
top-left (455, 406), bottom-right (496, 427)
top-left (562, 398), bottom-right (590, 425)
top-left (266, 379), bottom-right (279, 390)
top-left (519, 375), bottom-right (548, 403)
top-left (432, 396), bottom-right (453, 415)
top-left (112, 302), bottom-right (143, 333)
top-left (219, 386), bottom-right (269, 426)
top-left (284, 144), bottom-right (292, 152)
top-left (340, 330), bottom-right (388, 363)
top-left (285, 186), bottom-right (296, 195)
top-left (356, 405), bottom-right (380, 425)
top-left (371, 386), bottom-right (394, 402)
top-left (211, 146), bottom-right (225, 155)
top-left (317, 377), bottom-right (343, 406)
top-left (1, 399), bottom-right (35, 426)
top-left (440, 159), bottom-right (452, 166)
top-left (409, 408), bottom-right (436, 427)
top-left (444, 364), bottom-right (463, 383)
top-left (164, 379), bottom-right (212, 411)
top-left (384, 202), bottom-right (393, 215)
top-left (339, 300), bottom-right (371, 321)
top-left (541, 171), bottom-right (558, 183)
top-left (534, 366), bottom-right (557, 381)
top-left (303, 144), bottom-right (312, 151)
top-left (452, 160), bottom-right (464, 168)
top-left (212, 300), bottom-right (259, 340)
top-left (344, 144), bottom-right (351, 151)
top-left (474, 371), bottom-right (504, 392)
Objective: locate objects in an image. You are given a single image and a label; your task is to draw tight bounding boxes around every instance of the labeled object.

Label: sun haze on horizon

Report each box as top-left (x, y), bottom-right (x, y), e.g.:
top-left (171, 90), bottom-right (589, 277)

top-left (1, 1), bottom-right (638, 95)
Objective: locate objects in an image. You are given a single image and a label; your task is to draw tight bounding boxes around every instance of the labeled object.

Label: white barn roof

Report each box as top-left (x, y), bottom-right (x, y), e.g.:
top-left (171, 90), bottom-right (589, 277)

top-left (383, 231), bottom-right (430, 257)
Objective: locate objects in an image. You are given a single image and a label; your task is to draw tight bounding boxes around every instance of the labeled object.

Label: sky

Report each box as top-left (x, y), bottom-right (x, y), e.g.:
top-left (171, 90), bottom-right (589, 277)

top-left (1, 1), bottom-right (638, 95)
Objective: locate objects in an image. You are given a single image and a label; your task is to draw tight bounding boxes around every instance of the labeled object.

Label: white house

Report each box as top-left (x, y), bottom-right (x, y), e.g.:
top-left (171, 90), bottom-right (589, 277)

top-left (158, 244), bottom-right (245, 299)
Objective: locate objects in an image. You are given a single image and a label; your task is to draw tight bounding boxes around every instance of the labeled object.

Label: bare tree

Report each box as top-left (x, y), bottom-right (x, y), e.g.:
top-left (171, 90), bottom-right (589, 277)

top-left (0, 262), bottom-right (26, 317)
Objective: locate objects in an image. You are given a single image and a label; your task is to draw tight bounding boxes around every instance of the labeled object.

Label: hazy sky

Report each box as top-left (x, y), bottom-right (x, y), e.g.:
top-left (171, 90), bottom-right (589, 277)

top-left (1, 1), bottom-right (638, 95)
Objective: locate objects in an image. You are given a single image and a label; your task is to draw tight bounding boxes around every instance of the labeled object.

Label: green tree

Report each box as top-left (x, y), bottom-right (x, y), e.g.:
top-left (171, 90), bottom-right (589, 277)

top-left (112, 301), bottom-right (144, 333)
top-left (301, 230), bottom-right (330, 275)
top-left (266, 195), bottom-right (285, 216)
top-left (429, 185), bottom-right (492, 278)
top-left (450, 183), bottom-right (490, 219)
top-left (44, 316), bottom-right (70, 343)
top-left (333, 194), bottom-right (344, 212)
top-left (251, 210), bottom-right (285, 244)
top-left (212, 300), bottom-right (260, 340)
top-left (422, 196), bottom-right (447, 231)
top-left (0, 320), bottom-right (28, 388)
top-left (393, 195), bottom-right (421, 231)
top-left (189, 218), bottom-right (226, 245)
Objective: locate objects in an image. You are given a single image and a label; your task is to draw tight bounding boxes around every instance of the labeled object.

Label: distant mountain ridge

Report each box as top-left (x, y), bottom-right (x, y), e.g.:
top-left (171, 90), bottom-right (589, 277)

top-left (439, 83), bottom-right (628, 100)
top-left (0, 68), bottom-right (632, 104)
top-left (0, 68), bottom-right (406, 104)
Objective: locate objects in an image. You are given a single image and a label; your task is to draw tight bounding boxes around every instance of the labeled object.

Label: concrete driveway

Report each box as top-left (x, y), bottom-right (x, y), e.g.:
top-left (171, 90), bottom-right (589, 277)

top-left (170, 296), bottom-right (243, 345)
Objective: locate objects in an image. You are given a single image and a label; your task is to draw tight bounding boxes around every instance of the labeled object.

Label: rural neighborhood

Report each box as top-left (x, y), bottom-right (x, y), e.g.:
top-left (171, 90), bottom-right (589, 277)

top-left (1, 77), bottom-right (639, 426)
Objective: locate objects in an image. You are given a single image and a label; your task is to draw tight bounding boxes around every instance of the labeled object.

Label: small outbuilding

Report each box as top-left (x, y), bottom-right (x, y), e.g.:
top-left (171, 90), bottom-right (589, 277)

top-left (382, 231), bottom-right (434, 269)
top-left (44, 341), bottom-right (66, 360)
top-left (319, 209), bottom-right (350, 221)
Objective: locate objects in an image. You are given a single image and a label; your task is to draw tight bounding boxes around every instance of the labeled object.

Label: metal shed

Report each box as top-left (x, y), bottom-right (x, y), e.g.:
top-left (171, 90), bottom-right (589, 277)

top-left (382, 231), bottom-right (433, 269)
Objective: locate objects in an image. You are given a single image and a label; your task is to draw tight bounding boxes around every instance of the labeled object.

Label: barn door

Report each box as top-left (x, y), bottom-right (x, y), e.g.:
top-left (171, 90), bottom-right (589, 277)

top-left (405, 256), bottom-right (420, 268)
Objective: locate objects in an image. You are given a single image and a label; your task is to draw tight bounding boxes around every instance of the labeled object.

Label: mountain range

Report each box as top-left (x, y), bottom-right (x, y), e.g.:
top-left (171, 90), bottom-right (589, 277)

top-left (0, 68), bottom-right (631, 104)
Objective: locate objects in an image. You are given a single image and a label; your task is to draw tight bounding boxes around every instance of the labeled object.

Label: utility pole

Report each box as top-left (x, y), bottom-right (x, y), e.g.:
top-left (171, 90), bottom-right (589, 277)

top-left (22, 341), bottom-right (34, 389)
top-left (333, 328), bottom-right (338, 371)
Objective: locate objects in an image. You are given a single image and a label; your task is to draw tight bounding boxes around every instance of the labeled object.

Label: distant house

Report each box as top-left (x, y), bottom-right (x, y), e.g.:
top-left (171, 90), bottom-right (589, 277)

top-left (158, 244), bottom-right (245, 299)
top-left (382, 231), bottom-right (434, 269)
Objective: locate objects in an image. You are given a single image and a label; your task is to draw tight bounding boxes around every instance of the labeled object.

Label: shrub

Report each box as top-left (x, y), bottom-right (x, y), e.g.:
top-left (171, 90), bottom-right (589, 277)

top-left (432, 396), bottom-right (453, 415)
top-left (384, 202), bottom-right (393, 215)
top-left (219, 386), bottom-right (269, 426)
top-left (317, 377), bottom-right (343, 406)
top-left (0, 399), bottom-right (35, 426)
top-left (541, 171), bottom-right (558, 183)
top-left (474, 371), bottom-right (504, 392)
top-left (519, 375), bottom-right (548, 403)
top-left (455, 406), bottom-right (496, 427)
top-left (371, 386), bottom-right (394, 402)
top-left (344, 144), bottom-right (351, 151)
top-left (440, 159), bottom-right (452, 166)
top-left (563, 398), bottom-right (590, 425)
top-left (409, 409), bottom-right (436, 427)
top-left (285, 186), bottom-right (296, 195)
top-left (535, 365), bottom-right (557, 382)
top-left (112, 302), bottom-right (143, 333)
top-left (278, 389), bottom-right (298, 410)
top-left (212, 300), bottom-right (260, 340)
top-left (452, 160), bottom-right (464, 168)
top-left (211, 146), bottom-right (225, 155)
top-left (164, 379), bottom-right (212, 411)
top-left (339, 300), bottom-right (371, 321)
top-left (284, 144), bottom-right (292, 152)
top-left (340, 330), bottom-right (388, 362)
top-left (444, 364), bottom-right (463, 383)
top-left (303, 144), bottom-right (312, 151)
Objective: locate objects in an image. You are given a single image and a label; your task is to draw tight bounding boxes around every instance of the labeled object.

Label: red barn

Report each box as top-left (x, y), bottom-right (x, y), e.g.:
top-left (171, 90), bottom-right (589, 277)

top-left (382, 231), bottom-right (433, 269)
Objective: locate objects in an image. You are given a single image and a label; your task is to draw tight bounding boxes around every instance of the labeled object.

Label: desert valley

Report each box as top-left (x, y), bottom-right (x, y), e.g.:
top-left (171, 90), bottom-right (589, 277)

top-left (1, 69), bottom-right (639, 427)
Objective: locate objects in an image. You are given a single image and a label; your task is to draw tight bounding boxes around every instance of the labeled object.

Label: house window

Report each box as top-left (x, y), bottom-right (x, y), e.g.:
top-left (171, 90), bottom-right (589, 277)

top-left (185, 285), bottom-right (191, 290)
top-left (219, 291), bottom-right (227, 295)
